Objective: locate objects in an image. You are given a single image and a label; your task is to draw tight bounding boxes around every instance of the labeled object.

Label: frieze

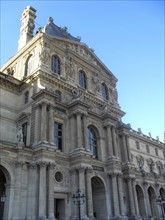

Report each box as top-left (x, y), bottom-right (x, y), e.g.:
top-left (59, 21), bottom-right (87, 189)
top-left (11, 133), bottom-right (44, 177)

top-left (92, 165), bottom-right (104, 172)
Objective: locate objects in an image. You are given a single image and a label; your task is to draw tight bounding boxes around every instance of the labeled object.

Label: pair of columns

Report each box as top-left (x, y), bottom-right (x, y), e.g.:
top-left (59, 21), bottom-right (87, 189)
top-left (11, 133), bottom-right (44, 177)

top-left (106, 124), bottom-right (119, 158)
top-left (110, 173), bottom-right (125, 217)
top-left (71, 167), bottom-right (94, 219)
top-left (34, 102), bottom-right (55, 144)
top-left (70, 111), bottom-right (88, 150)
top-left (12, 161), bottom-right (56, 220)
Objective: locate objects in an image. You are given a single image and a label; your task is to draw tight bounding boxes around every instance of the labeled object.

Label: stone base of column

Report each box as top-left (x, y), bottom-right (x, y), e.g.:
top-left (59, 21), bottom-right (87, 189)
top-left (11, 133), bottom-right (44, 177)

top-left (38, 216), bottom-right (47, 220)
top-left (48, 217), bottom-right (57, 220)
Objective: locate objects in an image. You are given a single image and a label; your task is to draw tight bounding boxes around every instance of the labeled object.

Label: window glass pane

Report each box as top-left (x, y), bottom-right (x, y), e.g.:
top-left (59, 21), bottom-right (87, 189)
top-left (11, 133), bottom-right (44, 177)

top-left (54, 122), bottom-right (62, 150)
top-left (51, 55), bottom-right (60, 75)
top-left (88, 127), bottom-right (97, 157)
top-left (79, 70), bottom-right (86, 88)
top-left (101, 83), bottom-right (108, 100)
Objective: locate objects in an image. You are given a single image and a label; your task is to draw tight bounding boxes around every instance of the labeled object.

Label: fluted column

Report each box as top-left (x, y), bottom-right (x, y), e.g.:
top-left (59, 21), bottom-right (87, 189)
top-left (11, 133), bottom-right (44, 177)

top-left (48, 105), bottom-right (54, 144)
top-left (112, 126), bottom-right (118, 157)
top-left (125, 135), bottom-right (131, 162)
top-left (86, 167), bottom-right (93, 218)
top-left (111, 173), bottom-right (120, 217)
top-left (127, 178), bottom-right (136, 216)
top-left (41, 102), bottom-right (47, 142)
top-left (83, 113), bottom-right (88, 150)
top-left (38, 161), bottom-right (47, 219)
top-left (78, 167), bottom-right (86, 217)
top-left (26, 163), bottom-right (37, 219)
top-left (70, 169), bottom-right (78, 217)
top-left (30, 163), bottom-right (37, 219)
top-left (117, 174), bottom-right (125, 216)
top-left (106, 125), bottom-right (114, 157)
top-left (34, 104), bottom-right (40, 144)
top-left (48, 162), bottom-right (56, 220)
top-left (122, 135), bottom-right (128, 162)
top-left (12, 161), bottom-right (23, 219)
top-left (76, 112), bottom-right (83, 149)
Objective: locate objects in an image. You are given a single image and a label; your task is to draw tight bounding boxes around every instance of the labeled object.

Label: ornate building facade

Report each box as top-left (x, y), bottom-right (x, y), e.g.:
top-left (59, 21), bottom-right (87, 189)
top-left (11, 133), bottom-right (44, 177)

top-left (0, 6), bottom-right (165, 220)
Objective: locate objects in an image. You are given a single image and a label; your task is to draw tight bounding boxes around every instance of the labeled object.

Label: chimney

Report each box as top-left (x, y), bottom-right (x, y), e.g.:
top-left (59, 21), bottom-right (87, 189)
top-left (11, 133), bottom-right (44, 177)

top-left (18, 6), bottom-right (36, 50)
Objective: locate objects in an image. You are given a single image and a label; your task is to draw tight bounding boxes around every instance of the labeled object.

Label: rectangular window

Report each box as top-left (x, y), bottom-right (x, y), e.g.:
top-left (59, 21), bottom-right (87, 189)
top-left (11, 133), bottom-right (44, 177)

top-left (163, 151), bottom-right (165, 159)
top-left (22, 122), bottom-right (27, 146)
top-left (24, 91), bottom-right (29, 104)
top-left (155, 148), bottom-right (158, 156)
top-left (136, 141), bottom-right (140, 150)
top-left (146, 144), bottom-right (150, 153)
top-left (54, 122), bottom-right (62, 150)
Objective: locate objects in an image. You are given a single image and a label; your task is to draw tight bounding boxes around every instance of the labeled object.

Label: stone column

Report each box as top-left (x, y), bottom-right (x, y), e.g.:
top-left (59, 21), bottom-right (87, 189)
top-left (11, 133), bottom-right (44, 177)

top-left (48, 105), bottom-right (54, 144)
top-left (125, 135), bottom-right (131, 162)
top-left (122, 135), bottom-right (128, 162)
top-left (70, 115), bottom-right (76, 151)
top-left (83, 113), bottom-right (88, 150)
top-left (26, 163), bottom-right (37, 219)
top-left (86, 168), bottom-right (93, 218)
top-left (78, 167), bottom-right (86, 217)
top-left (70, 169), bottom-right (78, 217)
top-left (30, 163), bottom-right (37, 219)
top-left (117, 174), bottom-right (125, 216)
top-left (12, 161), bottom-right (23, 219)
top-left (127, 178), bottom-right (136, 216)
top-left (132, 178), bottom-right (140, 217)
top-left (34, 104), bottom-right (40, 144)
top-left (111, 173), bottom-right (120, 217)
top-left (76, 112), bottom-right (83, 149)
top-left (112, 126), bottom-right (118, 157)
top-left (41, 102), bottom-right (47, 142)
top-left (106, 125), bottom-right (114, 157)
top-left (38, 161), bottom-right (47, 219)
top-left (48, 162), bottom-right (56, 220)
top-left (143, 182), bottom-right (152, 217)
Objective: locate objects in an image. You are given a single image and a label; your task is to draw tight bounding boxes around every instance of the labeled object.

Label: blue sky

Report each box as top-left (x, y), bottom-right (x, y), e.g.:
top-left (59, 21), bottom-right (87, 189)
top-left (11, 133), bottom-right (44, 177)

top-left (0, 0), bottom-right (164, 141)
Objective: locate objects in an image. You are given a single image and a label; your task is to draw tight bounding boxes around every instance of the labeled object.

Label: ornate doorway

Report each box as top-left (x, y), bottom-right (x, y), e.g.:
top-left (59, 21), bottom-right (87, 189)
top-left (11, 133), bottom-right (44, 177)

top-left (91, 176), bottom-right (107, 220)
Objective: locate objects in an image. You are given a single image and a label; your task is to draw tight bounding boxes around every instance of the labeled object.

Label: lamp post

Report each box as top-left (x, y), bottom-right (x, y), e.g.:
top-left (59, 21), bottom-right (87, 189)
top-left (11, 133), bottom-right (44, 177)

top-left (0, 192), bottom-right (6, 220)
top-left (156, 195), bottom-right (165, 219)
top-left (72, 188), bottom-right (85, 220)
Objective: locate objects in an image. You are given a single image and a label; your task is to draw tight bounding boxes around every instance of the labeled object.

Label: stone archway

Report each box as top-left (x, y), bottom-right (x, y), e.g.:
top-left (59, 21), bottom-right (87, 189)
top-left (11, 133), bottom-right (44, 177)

top-left (148, 186), bottom-right (158, 217)
top-left (0, 163), bottom-right (14, 220)
top-left (159, 188), bottom-right (165, 218)
top-left (91, 176), bottom-right (107, 220)
top-left (136, 185), bottom-right (146, 217)
top-left (0, 167), bottom-right (7, 220)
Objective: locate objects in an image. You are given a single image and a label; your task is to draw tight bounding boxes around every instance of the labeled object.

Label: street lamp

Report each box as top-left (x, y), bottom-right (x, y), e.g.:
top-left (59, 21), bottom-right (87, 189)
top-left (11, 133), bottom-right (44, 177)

top-left (156, 195), bottom-right (165, 219)
top-left (0, 192), bottom-right (6, 203)
top-left (72, 188), bottom-right (85, 220)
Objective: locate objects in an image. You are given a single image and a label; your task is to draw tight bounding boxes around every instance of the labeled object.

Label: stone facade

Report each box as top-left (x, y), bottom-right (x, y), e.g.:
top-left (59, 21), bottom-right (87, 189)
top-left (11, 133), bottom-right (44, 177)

top-left (0, 6), bottom-right (165, 220)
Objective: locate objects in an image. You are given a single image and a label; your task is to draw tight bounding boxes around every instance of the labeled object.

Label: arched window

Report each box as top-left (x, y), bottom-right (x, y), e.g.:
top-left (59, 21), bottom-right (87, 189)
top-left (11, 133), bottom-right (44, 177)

top-left (25, 55), bottom-right (33, 77)
top-left (79, 70), bottom-right (87, 89)
top-left (88, 126), bottom-right (97, 158)
top-left (51, 55), bottom-right (61, 75)
top-left (101, 83), bottom-right (108, 100)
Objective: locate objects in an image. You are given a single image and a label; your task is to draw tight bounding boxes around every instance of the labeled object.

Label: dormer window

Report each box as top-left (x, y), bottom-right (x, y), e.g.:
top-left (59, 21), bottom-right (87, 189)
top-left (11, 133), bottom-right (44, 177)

top-left (79, 70), bottom-right (87, 89)
top-left (51, 55), bottom-right (61, 75)
top-left (101, 83), bottom-right (108, 100)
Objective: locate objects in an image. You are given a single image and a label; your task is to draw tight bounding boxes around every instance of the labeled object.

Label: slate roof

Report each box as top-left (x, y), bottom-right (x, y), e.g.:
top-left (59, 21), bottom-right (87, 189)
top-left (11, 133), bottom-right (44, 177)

top-left (43, 17), bottom-right (80, 42)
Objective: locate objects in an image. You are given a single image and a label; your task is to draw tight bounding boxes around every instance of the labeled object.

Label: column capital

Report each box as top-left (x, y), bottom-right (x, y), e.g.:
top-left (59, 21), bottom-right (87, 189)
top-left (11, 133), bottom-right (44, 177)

top-left (86, 167), bottom-right (93, 174)
top-left (48, 162), bottom-right (56, 170)
top-left (13, 161), bottom-right (24, 167)
top-left (37, 161), bottom-right (48, 168)
top-left (76, 165), bottom-right (86, 173)
top-left (28, 162), bottom-right (37, 169)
